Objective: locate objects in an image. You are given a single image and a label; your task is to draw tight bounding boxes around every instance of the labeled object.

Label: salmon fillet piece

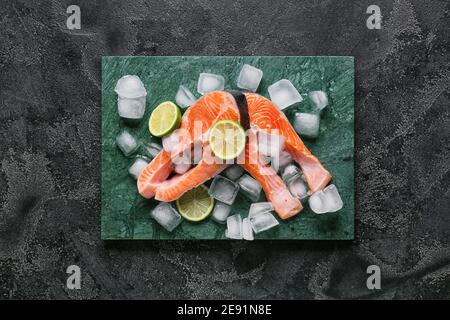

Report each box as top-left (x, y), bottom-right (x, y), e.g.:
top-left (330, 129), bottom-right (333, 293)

top-left (154, 145), bottom-right (226, 202)
top-left (245, 93), bottom-right (332, 192)
top-left (138, 92), bottom-right (237, 198)
top-left (242, 129), bottom-right (302, 219)
top-left (137, 150), bottom-right (173, 199)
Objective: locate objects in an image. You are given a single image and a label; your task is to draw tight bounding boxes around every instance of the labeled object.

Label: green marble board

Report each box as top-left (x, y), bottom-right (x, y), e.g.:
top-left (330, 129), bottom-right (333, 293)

top-left (101, 56), bottom-right (354, 240)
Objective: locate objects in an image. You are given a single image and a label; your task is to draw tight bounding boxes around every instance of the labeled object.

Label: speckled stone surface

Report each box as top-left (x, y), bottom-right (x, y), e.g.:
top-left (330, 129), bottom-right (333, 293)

top-left (101, 56), bottom-right (354, 240)
top-left (0, 0), bottom-right (449, 299)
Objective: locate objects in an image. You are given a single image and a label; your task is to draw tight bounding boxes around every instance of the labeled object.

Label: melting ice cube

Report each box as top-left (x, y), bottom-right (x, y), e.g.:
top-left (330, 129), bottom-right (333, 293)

top-left (141, 142), bottom-right (162, 159)
top-left (174, 162), bottom-right (191, 175)
top-left (323, 184), bottom-right (343, 212)
top-left (271, 151), bottom-right (293, 172)
top-left (150, 202), bottom-right (182, 232)
top-left (281, 164), bottom-right (301, 184)
top-left (308, 184), bottom-right (343, 214)
top-left (242, 218), bottom-right (254, 241)
top-left (175, 85), bottom-right (197, 109)
top-left (212, 201), bottom-right (232, 224)
top-left (115, 75), bottom-right (147, 99)
top-left (172, 153), bottom-right (192, 174)
top-left (287, 177), bottom-right (309, 200)
top-left (293, 113), bottom-right (320, 139)
top-left (261, 155), bottom-right (272, 165)
top-left (249, 202), bottom-right (274, 217)
top-left (116, 130), bottom-right (139, 157)
top-left (222, 165), bottom-right (244, 181)
top-left (208, 175), bottom-right (240, 205)
top-left (197, 73), bottom-right (225, 95)
top-left (237, 64), bottom-right (263, 92)
top-left (237, 174), bottom-right (261, 202)
top-left (249, 211), bottom-right (279, 234)
top-left (162, 130), bottom-right (182, 154)
top-left (226, 214), bottom-right (243, 239)
top-left (309, 90), bottom-right (329, 111)
top-left (128, 156), bottom-right (150, 179)
top-left (308, 191), bottom-right (328, 214)
top-left (192, 140), bottom-right (203, 165)
top-left (268, 79), bottom-right (302, 110)
top-left (118, 96), bottom-right (146, 120)
top-left (257, 130), bottom-right (285, 157)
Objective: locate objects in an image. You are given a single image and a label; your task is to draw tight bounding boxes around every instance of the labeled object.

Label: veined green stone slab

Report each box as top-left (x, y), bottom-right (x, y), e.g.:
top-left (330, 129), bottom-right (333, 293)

top-left (101, 56), bottom-right (354, 240)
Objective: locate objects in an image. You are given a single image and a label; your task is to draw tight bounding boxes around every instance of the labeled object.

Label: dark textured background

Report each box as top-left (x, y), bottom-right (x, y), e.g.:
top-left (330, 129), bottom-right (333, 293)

top-left (0, 0), bottom-right (449, 299)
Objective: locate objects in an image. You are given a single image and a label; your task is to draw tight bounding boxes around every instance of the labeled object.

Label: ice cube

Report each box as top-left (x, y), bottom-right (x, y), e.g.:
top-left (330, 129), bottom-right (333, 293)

top-left (171, 151), bottom-right (192, 174)
top-left (142, 142), bottom-right (162, 159)
top-left (278, 151), bottom-right (293, 166)
top-left (323, 184), bottom-right (343, 212)
top-left (208, 175), bottom-right (240, 205)
top-left (197, 73), bottom-right (225, 95)
top-left (293, 113), bottom-right (320, 139)
top-left (212, 201), bottom-right (231, 224)
top-left (162, 130), bottom-right (182, 153)
top-left (309, 90), bottom-right (329, 111)
top-left (242, 218), bottom-right (254, 241)
top-left (287, 177), bottom-right (309, 200)
top-left (249, 211), bottom-right (279, 234)
top-left (115, 75), bottom-right (147, 99)
top-left (249, 202), bottom-right (274, 217)
top-left (258, 130), bottom-right (285, 157)
top-left (128, 156), bottom-right (150, 179)
top-left (281, 164), bottom-right (301, 184)
top-left (118, 96), bottom-right (146, 119)
top-left (308, 190), bottom-right (328, 214)
top-left (192, 140), bottom-right (203, 164)
top-left (268, 79), bottom-right (303, 110)
top-left (150, 202), bottom-right (182, 232)
top-left (262, 155), bottom-right (272, 165)
top-left (271, 151), bottom-right (293, 172)
top-left (237, 64), bottom-right (263, 92)
top-left (174, 162), bottom-right (191, 174)
top-left (116, 130), bottom-right (139, 157)
top-left (237, 174), bottom-right (261, 202)
top-left (173, 156), bottom-right (191, 175)
top-left (175, 85), bottom-right (197, 109)
top-left (222, 165), bottom-right (244, 181)
top-left (226, 214), bottom-right (243, 239)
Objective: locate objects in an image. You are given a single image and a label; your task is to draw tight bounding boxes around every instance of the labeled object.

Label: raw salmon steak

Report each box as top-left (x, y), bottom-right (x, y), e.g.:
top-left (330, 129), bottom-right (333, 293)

top-left (138, 91), bottom-right (331, 219)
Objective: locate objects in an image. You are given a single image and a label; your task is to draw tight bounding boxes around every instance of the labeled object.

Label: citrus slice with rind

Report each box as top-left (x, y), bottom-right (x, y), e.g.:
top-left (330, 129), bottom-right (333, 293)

top-left (176, 185), bottom-right (214, 222)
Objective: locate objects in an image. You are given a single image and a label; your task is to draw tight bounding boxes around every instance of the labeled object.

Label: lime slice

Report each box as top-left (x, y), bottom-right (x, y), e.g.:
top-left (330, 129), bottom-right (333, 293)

top-left (208, 120), bottom-right (246, 160)
top-left (176, 185), bottom-right (214, 222)
top-left (148, 101), bottom-right (181, 137)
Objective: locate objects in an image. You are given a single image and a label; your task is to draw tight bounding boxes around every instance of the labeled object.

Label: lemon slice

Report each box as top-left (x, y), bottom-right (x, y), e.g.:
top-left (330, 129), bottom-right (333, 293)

top-left (148, 101), bottom-right (181, 137)
top-left (176, 185), bottom-right (214, 222)
top-left (208, 120), bottom-right (246, 160)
